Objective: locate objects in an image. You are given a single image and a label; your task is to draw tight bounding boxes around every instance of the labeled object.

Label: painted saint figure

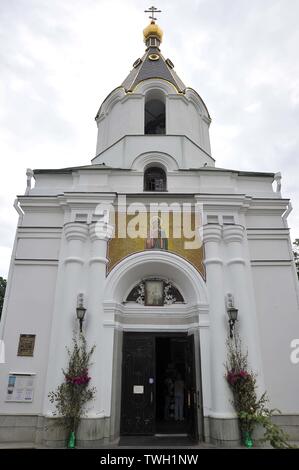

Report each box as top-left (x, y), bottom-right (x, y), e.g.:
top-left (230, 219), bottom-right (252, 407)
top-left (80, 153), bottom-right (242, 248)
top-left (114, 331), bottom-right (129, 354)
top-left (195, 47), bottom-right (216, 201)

top-left (146, 216), bottom-right (168, 250)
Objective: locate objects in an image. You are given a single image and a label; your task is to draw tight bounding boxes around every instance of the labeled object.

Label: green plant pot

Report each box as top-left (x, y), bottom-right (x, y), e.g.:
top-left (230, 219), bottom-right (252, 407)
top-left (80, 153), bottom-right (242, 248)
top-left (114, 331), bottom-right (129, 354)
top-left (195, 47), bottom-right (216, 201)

top-left (68, 431), bottom-right (76, 449)
top-left (243, 431), bottom-right (253, 448)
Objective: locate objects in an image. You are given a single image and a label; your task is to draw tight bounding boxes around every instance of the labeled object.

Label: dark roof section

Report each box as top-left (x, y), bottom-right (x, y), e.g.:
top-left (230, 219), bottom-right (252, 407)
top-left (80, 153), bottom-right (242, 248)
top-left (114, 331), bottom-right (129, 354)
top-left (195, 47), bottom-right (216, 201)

top-left (34, 164), bottom-right (274, 179)
top-left (122, 47), bottom-right (186, 93)
top-left (179, 167), bottom-right (275, 178)
top-left (33, 164), bottom-right (131, 175)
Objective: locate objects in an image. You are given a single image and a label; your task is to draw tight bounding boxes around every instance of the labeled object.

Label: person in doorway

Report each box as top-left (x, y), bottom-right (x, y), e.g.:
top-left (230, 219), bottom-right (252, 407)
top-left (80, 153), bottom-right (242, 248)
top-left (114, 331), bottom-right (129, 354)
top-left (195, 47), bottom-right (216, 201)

top-left (164, 374), bottom-right (174, 420)
top-left (174, 373), bottom-right (184, 421)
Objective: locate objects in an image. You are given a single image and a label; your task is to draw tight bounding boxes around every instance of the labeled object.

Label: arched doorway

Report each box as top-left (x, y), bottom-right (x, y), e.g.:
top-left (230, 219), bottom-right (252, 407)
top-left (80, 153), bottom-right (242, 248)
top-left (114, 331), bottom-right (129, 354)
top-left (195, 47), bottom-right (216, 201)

top-left (103, 251), bottom-right (209, 442)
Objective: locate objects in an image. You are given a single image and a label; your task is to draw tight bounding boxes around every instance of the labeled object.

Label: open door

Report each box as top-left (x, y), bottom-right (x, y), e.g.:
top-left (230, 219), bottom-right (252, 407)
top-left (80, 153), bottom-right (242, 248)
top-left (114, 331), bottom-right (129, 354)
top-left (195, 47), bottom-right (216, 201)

top-left (120, 332), bottom-right (199, 439)
top-left (120, 333), bottom-right (155, 435)
top-left (185, 334), bottom-right (198, 439)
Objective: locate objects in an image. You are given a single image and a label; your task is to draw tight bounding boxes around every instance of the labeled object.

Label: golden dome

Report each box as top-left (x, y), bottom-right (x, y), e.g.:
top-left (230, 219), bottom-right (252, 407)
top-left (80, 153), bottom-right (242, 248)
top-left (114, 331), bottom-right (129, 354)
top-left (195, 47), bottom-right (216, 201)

top-left (143, 20), bottom-right (163, 43)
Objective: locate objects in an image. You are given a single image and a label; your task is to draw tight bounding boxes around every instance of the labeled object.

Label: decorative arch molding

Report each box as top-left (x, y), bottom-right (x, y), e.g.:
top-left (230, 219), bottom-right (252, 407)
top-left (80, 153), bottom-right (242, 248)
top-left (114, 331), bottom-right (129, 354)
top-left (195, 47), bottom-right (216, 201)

top-left (134, 79), bottom-right (178, 96)
top-left (95, 87), bottom-right (127, 121)
top-left (184, 88), bottom-right (211, 122)
top-left (131, 152), bottom-right (179, 171)
top-left (104, 250), bottom-right (208, 307)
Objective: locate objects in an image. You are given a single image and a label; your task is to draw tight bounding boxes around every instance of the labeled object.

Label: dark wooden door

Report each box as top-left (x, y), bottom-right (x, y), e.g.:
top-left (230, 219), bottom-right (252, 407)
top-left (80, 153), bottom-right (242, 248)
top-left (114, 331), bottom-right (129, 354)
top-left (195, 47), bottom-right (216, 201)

top-left (185, 334), bottom-right (198, 439)
top-left (120, 333), bottom-right (155, 435)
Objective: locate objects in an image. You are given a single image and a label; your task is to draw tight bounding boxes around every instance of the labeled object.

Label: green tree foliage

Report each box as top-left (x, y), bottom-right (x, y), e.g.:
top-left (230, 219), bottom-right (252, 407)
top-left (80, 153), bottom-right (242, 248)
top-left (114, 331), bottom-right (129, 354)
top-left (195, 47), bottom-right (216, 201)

top-left (225, 334), bottom-right (294, 448)
top-left (48, 334), bottom-right (96, 439)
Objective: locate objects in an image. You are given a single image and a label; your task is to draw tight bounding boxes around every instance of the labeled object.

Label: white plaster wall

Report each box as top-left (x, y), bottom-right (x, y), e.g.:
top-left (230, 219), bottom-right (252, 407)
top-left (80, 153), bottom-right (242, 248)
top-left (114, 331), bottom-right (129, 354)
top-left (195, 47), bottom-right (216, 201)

top-left (30, 168), bottom-right (276, 200)
top-left (32, 174), bottom-right (74, 191)
top-left (97, 96), bottom-right (144, 154)
top-left (21, 210), bottom-right (64, 227)
top-left (251, 265), bottom-right (299, 412)
top-left (0, 264), bottom-right (58, 414)
top-left (248, 239), bottom-right (291, 260)
top-left (167, 97), bottom-right (205, 150)
top-left (166, 96), bottom-right (188, 136)
top-left (202, 120), bottom-right (211, 154)
top-left (246, 215), bottom-right (285, 229)
top-left (93, 135), bottom-right (214, 169)
top-left (238, 176), bottom-right (277, 198)
top-left (15, 238), bottom-right (61, 260)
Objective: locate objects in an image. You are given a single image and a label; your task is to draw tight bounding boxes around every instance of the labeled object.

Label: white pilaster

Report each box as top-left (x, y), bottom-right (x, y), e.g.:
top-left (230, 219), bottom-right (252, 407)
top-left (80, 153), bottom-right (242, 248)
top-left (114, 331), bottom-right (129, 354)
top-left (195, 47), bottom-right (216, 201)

top-left (223, 225), bottom-right (264, 389)
top-left (43, 222), bottom-right (88, 414)
top-left (86, 221), bottom-right (114, 418)
top-left (203, 224), bottom-right (234, 417)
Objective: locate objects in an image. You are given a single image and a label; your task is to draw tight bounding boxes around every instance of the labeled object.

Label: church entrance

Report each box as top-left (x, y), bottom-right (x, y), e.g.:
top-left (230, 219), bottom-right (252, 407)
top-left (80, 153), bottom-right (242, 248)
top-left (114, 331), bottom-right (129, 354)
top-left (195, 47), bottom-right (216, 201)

top-left (120, 332), bottom-right (198, 439)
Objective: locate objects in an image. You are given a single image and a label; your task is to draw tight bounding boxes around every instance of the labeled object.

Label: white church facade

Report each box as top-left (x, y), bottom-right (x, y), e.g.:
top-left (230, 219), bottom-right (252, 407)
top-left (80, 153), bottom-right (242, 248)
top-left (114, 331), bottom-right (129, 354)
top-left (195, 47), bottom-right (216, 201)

top-left (0, 17), bottom-right (299, 447)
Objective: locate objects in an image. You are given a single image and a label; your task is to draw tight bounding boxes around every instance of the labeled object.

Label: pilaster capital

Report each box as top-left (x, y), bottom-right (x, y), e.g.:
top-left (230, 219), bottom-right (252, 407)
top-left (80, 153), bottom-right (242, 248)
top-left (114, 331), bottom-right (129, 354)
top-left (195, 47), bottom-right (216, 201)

top-left (223, 225), bottom-right (244, 243)
top-left (203, 224), bottom-right (222, 243)
top-left (89, 221), bottom-right (114, 242)
top-left (64, 222), bottom-right (89, 242)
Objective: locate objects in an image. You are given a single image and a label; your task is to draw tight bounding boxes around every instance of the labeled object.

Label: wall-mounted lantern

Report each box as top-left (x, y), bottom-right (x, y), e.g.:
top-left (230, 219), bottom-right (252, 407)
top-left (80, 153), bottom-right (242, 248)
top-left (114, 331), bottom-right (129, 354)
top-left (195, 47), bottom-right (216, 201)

top-left (226, 293), bottom-right (238, 339)
top-left (76, 293), bottom-right (86, 333)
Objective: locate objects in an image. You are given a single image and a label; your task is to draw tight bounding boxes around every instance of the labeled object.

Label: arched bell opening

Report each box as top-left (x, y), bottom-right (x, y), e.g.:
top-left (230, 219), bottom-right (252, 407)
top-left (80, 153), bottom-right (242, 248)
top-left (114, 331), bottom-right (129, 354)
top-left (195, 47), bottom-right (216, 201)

top-left (145, 89), bottom-right (166, 135)
top-left (144, 165), bottom-right (167, 191)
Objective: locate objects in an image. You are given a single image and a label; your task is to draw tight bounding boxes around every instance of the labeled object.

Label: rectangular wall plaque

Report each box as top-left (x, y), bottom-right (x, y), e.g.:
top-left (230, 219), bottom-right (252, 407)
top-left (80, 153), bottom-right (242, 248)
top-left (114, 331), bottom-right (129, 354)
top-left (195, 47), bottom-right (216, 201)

top-left (133, 385), bottom-right (144, 394)
top-left (17, 334), bottom-right (36, 357)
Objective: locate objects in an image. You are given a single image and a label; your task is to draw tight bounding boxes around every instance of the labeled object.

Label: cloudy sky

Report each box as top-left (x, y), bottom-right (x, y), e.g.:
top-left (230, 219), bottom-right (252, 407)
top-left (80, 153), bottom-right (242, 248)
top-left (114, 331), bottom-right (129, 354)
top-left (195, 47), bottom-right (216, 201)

top-left (1, 0), bottom-right (299, 277)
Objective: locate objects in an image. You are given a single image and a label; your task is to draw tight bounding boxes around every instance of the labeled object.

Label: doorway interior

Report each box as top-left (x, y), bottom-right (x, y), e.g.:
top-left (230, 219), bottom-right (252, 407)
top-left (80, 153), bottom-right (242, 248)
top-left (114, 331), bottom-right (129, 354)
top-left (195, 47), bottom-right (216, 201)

top-left (156, 337), bottom-right (188, 434)
top-left (120, 332), bottom-right (198, 438)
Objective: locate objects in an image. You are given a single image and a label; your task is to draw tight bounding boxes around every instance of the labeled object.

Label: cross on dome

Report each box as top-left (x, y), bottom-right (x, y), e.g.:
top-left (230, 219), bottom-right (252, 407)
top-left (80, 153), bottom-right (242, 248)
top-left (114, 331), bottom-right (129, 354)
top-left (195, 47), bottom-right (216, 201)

top-left (144, 5), bottom-right (162, 22)
top-left (121, 5), bottom-right (185, 93)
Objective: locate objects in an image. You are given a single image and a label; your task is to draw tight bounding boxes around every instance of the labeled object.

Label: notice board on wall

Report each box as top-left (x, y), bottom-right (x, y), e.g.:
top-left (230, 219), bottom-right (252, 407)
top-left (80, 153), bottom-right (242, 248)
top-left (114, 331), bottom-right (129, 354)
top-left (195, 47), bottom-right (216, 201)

top-left (6, 373), bottom-right (35, 402)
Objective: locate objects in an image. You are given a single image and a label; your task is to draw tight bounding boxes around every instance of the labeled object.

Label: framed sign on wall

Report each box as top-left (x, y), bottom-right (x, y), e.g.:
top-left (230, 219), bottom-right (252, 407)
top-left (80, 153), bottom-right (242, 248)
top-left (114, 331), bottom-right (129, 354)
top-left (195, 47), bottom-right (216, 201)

top-left (17, 334), bottom-right (36, 357)
top-left (6, 373), bottom-right (35, 403)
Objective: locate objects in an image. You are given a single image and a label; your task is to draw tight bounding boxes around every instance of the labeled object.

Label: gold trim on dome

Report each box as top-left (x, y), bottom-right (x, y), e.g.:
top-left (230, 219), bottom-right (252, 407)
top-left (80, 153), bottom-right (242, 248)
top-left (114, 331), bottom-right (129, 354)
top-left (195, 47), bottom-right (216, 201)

top-left (148, 53), bottom-right (160, 61)
top-left (132, 78), bottom-right (180, 93)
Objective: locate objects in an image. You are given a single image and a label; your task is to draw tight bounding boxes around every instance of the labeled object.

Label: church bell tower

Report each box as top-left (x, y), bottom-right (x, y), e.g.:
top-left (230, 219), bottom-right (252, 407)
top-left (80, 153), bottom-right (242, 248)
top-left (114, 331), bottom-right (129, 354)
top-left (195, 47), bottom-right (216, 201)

top-left (93, 13), bottom-right (213, 169)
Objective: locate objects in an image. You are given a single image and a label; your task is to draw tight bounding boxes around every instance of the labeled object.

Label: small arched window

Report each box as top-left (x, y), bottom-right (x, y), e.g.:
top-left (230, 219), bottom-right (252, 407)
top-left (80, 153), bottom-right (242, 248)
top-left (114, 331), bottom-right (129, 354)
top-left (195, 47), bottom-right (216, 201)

top-left (145, 90), bottom-right (166, 135)
top-left (144, 166), bottom-right (166, 191)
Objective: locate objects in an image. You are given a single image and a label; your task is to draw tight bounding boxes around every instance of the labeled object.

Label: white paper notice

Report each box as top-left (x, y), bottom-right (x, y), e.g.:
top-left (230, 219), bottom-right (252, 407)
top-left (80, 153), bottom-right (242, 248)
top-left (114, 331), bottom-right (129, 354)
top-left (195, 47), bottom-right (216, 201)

top-left (6, 374), bottom-right (35, 402)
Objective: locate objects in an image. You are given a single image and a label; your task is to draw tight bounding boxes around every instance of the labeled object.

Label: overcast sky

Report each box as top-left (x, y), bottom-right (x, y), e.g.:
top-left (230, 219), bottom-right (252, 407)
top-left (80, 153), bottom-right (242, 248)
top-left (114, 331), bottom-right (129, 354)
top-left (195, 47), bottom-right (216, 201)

top-left (1, 0), bottom-right (299, 277)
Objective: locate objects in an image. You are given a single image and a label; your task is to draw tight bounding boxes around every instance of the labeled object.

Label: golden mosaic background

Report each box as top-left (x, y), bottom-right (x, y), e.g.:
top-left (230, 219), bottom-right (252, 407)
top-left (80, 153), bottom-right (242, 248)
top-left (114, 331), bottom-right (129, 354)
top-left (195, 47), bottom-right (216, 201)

top-left (106, 212), bottom-right (205, 278)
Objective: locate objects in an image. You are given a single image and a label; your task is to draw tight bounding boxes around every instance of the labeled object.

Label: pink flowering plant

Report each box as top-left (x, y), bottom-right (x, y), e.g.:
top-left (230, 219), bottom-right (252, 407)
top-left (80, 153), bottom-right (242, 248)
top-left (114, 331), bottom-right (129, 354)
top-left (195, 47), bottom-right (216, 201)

top-left (225, 334), bottom-right (293, 448)
top-left (48, 334), bottom-right (96, 441)
top-left (225, 335), bottom-right (262, 437)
